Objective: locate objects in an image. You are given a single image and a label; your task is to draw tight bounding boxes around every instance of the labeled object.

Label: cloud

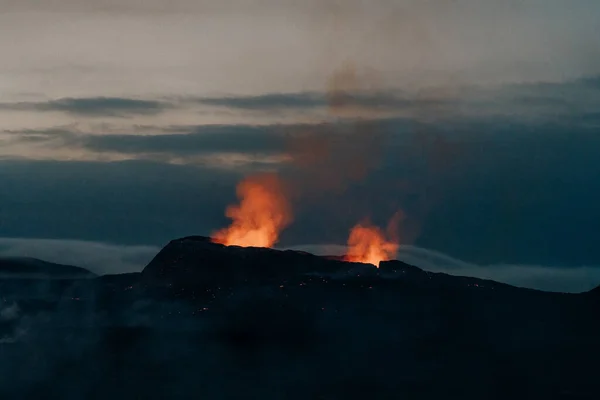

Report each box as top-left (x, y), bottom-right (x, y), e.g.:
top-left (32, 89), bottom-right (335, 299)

top-left (190, 80), bottom-right (593, 117)
top-left (0, 97), bottom-right (169, 117)
top-left (1, 124), bottom-right (294, 168)
top-left (3, 0), bottom-right (600, 102)
top-left (2, 76), bottom-right (599, 166)
top-left (2, 125), bottom-right (79, 143)
top-left (185, 76), bottom-right (600, 123)
top-left (7, 76), bottom-right (596, 170)
top-left (193, 91), bottom-right (447, 112)
top-left (72, 124), bottom-right (295, 169)
top-left (80, 125), bottom-right (290, 156)
top-left (285, 244), bottom-right (600, 293)
top-left (2, 75), bottom-right (599, 134)
top-left (194, 92), bottom-right (327, 110)
top-left (0, 238), bottom-right (160, 275)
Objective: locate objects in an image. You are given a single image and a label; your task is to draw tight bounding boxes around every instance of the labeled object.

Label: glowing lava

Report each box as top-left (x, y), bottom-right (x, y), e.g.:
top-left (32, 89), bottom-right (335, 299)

top-left (344, 213), bottom-right (401, 266)
top-left (212, 173), bottom-right (292, 248)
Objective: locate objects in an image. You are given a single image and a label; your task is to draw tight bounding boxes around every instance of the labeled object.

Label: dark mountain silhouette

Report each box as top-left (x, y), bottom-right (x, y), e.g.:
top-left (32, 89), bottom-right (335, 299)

top-left (585, 284), bottom-right (600, 296)
top-left (140, 236), bottom-right (547, 297)
top-left (141, 236), bottom-right (365, 288)
top-left (0, 257), bottom-right (96, 279)
top-left (1, 236), bottom-right (599, 399)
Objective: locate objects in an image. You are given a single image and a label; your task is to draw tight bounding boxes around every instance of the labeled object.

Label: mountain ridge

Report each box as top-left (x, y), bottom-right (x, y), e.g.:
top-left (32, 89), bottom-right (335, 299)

top-left (0, 256), bottom-right (96, 279)
top-left (140, 235), bottom-right (594, 295)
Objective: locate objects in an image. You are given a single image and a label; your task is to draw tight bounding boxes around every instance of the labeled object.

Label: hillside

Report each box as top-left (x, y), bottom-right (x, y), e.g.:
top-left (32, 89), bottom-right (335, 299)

top-left (0, 237), bottom-right (598, 399)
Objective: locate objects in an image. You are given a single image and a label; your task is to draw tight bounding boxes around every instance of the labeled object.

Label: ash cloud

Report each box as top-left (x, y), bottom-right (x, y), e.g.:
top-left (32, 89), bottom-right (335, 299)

top-left (280, 64), bottom-right (391, 200)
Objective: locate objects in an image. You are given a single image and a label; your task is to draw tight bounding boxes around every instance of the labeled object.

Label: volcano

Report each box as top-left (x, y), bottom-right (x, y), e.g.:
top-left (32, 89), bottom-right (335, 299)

top-left (140, 236), bottom-right (526, 296)
top-left (2, 236), bottom-right (600, 399)
top-left (141, 236), bottom-right (370, 289)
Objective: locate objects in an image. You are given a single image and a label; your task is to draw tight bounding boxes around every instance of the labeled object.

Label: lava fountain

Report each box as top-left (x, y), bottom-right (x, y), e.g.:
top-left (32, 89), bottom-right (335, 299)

top-left (344, 212), bottom-right (402, 266)
top-left (212, 173), bottom-right (292, 248)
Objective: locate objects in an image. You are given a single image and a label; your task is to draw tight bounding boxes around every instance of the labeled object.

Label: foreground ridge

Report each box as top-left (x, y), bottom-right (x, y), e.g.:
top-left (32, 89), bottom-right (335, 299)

top-left (1, 235), bottom-right (599, 399)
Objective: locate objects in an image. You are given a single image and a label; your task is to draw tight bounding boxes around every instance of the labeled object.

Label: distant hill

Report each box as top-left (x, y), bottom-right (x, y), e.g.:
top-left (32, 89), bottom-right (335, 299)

top-left (0, 257), bottom-right (96, 279)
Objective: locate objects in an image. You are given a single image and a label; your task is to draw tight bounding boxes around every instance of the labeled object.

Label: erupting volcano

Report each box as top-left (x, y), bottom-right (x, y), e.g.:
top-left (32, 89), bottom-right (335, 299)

top-left (212, 173), bottom-right (292, 248)
top-left (344, 213), bottom-right (401, 266)
top-left (212, 65), bottom-right (399, 257)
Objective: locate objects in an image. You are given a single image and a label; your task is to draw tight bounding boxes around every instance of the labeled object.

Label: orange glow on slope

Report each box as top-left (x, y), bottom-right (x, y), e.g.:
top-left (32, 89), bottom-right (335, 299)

top-left (212, 173), bottom-right (292, 248)
top-left (344, 213), bottom-right (401, 266)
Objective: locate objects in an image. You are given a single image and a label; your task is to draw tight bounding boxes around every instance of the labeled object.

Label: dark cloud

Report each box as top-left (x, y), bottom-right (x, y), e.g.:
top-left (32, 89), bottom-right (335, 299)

top-left (192, 92), bottom-right (510, 121)
top-left (3, 121), bottom-right (399, 164)
top-left (194, 92), bottom-right (327, 110)
top-left (2, 126), bottom-right (78, 143)
top-left (3, 124), bottom-right (297, 167)
top-left (192, 91), bottom-right (445, 111)
top-left (76, 120), bottom-right (408, 166)
top-left (0, 97), bottom-right (169, 117)
top-left (186, 77), bottom-right (600, 124)
top-left (80, 125), bottom-right (291, 156)
top-left (0, 75), bottom-right (598, 121)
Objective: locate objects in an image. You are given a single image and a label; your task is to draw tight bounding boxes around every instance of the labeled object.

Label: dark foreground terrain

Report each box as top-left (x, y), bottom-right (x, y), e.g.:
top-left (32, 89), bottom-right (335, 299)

top-left (1, 236), bottom-right (599, 399)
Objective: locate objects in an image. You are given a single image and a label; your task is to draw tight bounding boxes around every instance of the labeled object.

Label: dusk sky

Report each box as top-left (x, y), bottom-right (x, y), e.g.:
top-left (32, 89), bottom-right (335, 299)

top-left (1, 0), bottom-right (600, 292)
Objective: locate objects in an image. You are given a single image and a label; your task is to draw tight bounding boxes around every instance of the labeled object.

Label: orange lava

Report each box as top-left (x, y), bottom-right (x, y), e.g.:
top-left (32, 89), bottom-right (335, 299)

top-left (212, 173), bottom-right (292, 248)
top-left (344, 213), bottom-right (401, 267)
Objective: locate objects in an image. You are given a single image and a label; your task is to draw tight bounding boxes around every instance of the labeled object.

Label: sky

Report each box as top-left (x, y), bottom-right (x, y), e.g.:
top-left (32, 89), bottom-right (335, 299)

top-left (1, 0), bottom-right (600, 292)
